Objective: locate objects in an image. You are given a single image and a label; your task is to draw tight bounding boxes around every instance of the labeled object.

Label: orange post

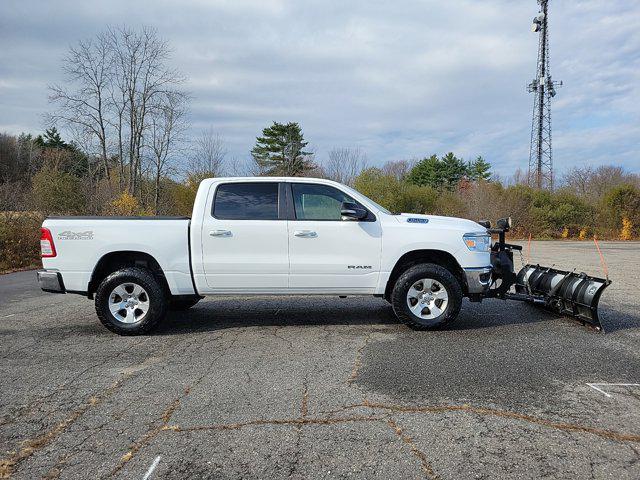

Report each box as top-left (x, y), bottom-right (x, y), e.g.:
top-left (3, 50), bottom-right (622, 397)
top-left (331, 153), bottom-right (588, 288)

top-left (526, 233), bottom-right (532, 265)
top-left (593, 235), bottom-right (609, 281)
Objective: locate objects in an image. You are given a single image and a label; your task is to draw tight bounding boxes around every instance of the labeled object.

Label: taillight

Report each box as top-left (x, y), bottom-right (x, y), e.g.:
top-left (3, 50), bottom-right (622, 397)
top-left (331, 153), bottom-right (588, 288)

top-left (40, 228), bottom-right (57, 258)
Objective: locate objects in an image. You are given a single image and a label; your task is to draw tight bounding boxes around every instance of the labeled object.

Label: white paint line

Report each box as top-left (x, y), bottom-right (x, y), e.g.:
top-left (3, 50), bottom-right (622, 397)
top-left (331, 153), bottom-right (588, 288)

top-left (600, 383), bottom-right (640, 387)
top-left (142, 456), bottom-right (161, 480)
top-left (2, 314), bottom-right (15, 318)
top-left (587, 384), bottom-right (612, 398)
top-left (586, 383), bottom-right (640, 398)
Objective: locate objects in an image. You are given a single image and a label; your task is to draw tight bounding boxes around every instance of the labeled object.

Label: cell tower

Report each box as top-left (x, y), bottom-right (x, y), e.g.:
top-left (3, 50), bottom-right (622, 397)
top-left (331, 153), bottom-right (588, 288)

top-left (527, 0), bottom-right (562, 190)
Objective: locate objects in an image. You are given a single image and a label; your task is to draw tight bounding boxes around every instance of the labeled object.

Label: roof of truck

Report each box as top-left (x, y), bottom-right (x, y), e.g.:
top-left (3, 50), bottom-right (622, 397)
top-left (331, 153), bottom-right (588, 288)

top-left (200, 176), bottom-right (347, 187)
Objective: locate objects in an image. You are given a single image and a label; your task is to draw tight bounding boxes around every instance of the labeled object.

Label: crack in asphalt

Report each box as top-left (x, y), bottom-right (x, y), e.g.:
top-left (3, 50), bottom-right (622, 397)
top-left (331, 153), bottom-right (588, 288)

top-left (108, 328), bottom-right (243, 478)
top-left (0, 327), bottom-right (195, 479)
top-left (337, 400), bottom-right (640, 444)
top-left (108, 397), bottom-right (181, 478)
top-left (2, 305), bottom-right (639, 480)
top-left (0, 374), bottom-right (131, 479)
top-left (102, 323), bottom-right (639, 480)
top-left (288, 379), bottom-right (309, 477)
top-left (0, 337), bottom-right (152, 428)
top-left (167, 415), bottom-right (385, 433)
top-left (387, 418), bottom-right (440, 480)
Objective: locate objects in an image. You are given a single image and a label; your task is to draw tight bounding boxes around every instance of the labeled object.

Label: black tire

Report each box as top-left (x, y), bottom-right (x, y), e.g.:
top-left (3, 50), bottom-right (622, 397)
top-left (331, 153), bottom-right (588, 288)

top-left (391, 263), bottom-right (463, 330)
top-left (95, 267), bottom-right (168, 335)
top-left (169, 296), bottom-right (202, 311)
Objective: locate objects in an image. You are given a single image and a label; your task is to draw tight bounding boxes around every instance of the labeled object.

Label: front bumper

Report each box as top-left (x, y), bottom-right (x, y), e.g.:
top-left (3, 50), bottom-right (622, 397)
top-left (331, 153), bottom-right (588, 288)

top-left (37, 270), bottom-right (65, 293)
top-left (463, 266), bottom-right (492, 294)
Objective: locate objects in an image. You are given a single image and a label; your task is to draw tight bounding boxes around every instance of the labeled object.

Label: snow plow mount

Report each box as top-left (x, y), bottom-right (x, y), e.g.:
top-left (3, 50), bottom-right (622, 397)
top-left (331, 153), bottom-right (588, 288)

top-left (483, 217), bottom-right (611, 332)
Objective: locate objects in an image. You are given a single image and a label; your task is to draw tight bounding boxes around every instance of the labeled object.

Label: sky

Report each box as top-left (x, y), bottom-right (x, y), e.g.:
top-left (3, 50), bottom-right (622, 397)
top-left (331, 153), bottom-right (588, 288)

top-left (1, 0), bottom-right (639, 178)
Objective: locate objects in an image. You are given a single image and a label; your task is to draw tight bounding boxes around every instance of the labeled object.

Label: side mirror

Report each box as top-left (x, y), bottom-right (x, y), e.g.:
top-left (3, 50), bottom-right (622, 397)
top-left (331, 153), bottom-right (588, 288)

top-left (341, 202), bottom-right (367, 221)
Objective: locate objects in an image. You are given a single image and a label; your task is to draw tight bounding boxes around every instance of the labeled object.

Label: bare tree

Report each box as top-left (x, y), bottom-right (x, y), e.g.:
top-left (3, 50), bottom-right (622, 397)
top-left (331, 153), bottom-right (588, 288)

top-left (148, 91), bottom-right (188, 213)
top-left (509, 167), bottom-right (530, 186)
top-left (48, 26), bottom-right (187, 202)
top-left (382, 159), bottom-right (414, 181)
top-left (48, 33), bottom-right (113, 185)
top-left (562, 165), bottom-right (639, 201)
top-left (324, 147), bottom-right (367, 186)
top-left (190, 128), bottom-right (227, 177)
top-left (562, 166), bottom-right (593, 197)
top-left (225, 156), bottom-right (263, 177)
top-left (108, 26), bottom-right (186, 195)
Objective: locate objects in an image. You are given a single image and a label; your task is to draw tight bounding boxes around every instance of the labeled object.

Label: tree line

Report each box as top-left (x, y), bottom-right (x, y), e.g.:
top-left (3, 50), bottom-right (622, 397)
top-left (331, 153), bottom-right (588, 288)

top-left (2, 121), bottom-right (639, 272)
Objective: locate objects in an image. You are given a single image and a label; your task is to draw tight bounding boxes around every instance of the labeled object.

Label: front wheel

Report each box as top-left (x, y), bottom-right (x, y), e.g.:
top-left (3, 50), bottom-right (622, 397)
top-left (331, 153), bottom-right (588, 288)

top-left (391, 263), bottom-right (462, 330)
top-left (95, 267), bottom-right (168, 335)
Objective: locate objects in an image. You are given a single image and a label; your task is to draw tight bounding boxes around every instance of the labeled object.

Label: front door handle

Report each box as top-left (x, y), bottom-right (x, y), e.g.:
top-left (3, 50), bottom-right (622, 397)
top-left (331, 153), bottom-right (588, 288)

top-left (209, 229), bottom-right (232, 237)
top-left (293, 230), bottom-right (317, 238)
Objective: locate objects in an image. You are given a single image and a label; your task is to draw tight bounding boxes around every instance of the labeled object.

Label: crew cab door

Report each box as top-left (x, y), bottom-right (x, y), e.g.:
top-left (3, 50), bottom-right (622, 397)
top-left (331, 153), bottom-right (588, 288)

top-left (286, 182), bottom-right (382, 293)
top-left (200, 181), bottom-right (289, 292)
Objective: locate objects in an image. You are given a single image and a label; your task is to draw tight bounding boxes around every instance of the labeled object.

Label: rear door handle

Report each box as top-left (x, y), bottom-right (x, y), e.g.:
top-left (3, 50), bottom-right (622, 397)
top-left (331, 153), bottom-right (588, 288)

top-left (293, 230), bottom-right (317, 238)
top-left (209, 229), bottom-right (232, 237)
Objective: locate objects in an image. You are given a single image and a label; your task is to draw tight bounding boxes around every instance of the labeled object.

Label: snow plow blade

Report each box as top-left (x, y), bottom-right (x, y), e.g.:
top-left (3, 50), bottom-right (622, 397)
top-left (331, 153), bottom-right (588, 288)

top-left (515, 265), bottom-right (611, 331)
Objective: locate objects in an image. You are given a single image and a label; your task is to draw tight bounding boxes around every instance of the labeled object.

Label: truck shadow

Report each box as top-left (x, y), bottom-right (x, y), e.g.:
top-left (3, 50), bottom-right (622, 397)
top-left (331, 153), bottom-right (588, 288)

top-left (159, 297), bottom-right (400, 335)
top-left (156, 296), bottom-right (638, 335)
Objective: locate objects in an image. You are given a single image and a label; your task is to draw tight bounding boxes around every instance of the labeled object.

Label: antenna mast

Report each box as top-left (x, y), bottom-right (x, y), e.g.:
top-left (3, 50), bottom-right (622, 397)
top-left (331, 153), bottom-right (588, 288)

top-left (527, 0), bottom-right (562, 190)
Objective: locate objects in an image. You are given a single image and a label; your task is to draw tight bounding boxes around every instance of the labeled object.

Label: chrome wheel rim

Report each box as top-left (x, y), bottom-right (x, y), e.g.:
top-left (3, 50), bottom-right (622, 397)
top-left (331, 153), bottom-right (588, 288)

top-left (406, 278), bottom-right (448, 320)
top-left (108, 283), bottom-right (150, 324)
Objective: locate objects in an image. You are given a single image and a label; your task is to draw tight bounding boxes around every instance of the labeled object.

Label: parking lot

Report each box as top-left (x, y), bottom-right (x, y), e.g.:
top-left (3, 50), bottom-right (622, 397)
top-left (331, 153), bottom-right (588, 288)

top-left (1, 241), bottom-right (639, 479)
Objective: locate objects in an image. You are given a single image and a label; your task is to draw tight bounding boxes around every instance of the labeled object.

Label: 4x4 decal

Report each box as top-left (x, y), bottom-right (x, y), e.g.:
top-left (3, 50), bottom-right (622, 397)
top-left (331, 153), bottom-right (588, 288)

top-left (57, 230), bottom-right (94, 240)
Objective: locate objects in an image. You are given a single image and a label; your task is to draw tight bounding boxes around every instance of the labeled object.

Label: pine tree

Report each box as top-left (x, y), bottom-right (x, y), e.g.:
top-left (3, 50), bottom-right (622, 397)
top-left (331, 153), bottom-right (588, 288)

top-left (35, 127), bottom-right (68, 149)
top-left (468, 156), bottom-right (492, 181)
top-left (406, 154), bottom-right (442, 189)
top-left (251, 122), bottom-right (314, 176)
top-left (440, 152), bottom-right (468, 188)
top-left (408, 153), bottom-right (468, 190)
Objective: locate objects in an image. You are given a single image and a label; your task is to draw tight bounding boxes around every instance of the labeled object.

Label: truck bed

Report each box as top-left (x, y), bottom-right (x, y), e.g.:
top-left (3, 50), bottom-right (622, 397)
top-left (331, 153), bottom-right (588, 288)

top-left (41, 216), bottom-right (196, 295)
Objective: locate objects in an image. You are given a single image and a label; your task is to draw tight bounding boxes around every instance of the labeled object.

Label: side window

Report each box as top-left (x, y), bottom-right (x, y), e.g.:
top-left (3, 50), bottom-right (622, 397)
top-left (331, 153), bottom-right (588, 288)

top-left (213, 183), bottom-right (279, 220)
top-left (291, 183), bottom-right (359, 220)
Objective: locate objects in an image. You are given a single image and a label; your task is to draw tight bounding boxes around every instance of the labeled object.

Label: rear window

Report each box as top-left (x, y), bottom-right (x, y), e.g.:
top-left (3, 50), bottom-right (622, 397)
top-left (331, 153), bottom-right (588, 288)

top-left (213, 183), bottom-right (279, 220)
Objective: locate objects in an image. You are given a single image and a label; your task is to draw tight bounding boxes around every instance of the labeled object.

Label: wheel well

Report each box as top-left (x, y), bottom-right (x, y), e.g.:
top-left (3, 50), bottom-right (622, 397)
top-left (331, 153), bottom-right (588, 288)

top-left (89, 251), bottom-right (170, 296)
top-left (384, 250), bottom-right (467, 299)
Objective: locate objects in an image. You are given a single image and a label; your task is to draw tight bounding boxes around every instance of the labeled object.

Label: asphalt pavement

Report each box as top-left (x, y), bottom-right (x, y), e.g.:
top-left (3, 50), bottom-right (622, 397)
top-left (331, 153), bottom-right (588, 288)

top-left (1, 241), bottom-right (639, 479)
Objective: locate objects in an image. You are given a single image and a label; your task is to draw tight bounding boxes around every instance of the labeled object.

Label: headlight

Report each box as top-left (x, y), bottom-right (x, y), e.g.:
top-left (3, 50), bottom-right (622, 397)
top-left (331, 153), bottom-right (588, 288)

top-left (463, 233), bottom-right (491, 252)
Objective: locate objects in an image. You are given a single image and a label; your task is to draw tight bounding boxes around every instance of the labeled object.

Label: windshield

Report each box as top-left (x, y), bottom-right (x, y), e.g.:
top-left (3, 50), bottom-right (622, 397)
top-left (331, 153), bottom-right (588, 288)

top-left (342, 185), bottom-right (394, 215)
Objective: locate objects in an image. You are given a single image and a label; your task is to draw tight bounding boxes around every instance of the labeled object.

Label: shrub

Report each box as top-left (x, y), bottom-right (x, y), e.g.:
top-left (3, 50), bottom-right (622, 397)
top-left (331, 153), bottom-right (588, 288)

top-left (394, 183), bottom-right (438, 214)
top-left (0, 212), bottom-right (43, 272)
top-left (434, 190), bottom-right (467, 218)
top-left (353, 168), bottom-right (401, 212)
top-left (105, 192), bottom-right (150, 216)
top-left (166, 174), bottom-right (213, 216)
top-left (524, 189), bottom-right (593, 238)
top-left (604, 184), bottom-right (640, 236)
top-left (31, 167), bottom-right (86, 214)
top-left (578, 228), bottom-right (588, 240)
top-left (621, 217), bottom-right (633, 241)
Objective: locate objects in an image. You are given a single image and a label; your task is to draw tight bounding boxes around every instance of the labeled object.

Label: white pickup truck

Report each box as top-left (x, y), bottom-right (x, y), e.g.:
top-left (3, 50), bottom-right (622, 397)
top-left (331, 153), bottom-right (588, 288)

top-left (38, 177), bottom-right (495, 334)
top-left (39, 176), bottom-right (608, 335)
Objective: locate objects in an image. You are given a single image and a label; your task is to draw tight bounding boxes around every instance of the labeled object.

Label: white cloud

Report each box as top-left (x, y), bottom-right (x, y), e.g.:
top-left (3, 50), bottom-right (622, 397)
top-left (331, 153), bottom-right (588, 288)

top-left (0, 0), bottom-right (638, 175)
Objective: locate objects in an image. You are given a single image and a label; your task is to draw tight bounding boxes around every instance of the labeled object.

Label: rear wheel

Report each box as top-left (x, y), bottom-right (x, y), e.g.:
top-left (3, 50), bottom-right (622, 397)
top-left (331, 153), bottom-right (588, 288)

top-left (391, 263), bottom-right (462, 330)
top-left (95, 267), bottom-right (167, 335)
